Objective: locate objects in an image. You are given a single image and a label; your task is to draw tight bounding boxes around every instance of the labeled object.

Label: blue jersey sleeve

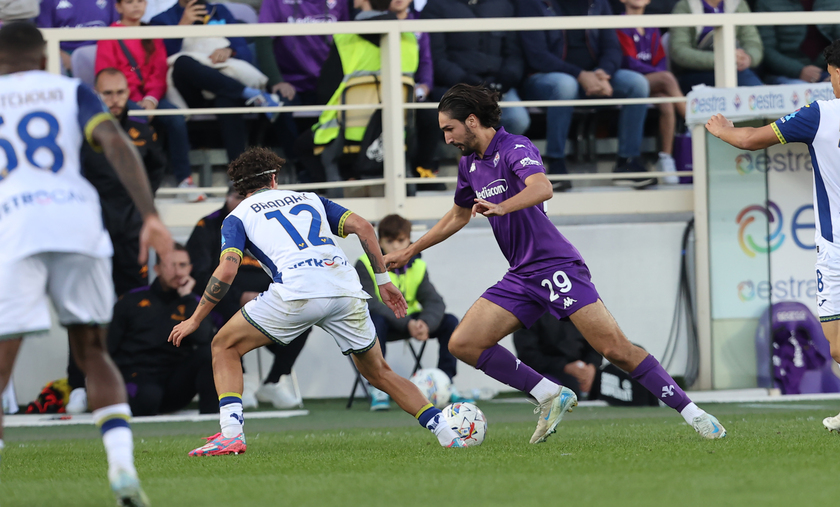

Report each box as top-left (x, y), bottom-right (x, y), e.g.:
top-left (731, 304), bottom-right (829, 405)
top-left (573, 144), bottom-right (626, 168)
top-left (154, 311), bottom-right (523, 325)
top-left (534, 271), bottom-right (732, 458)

top-left (220, 214), bottom-right (247, 260)
top-left (318, 196), bottom-right (353, 238)
top-left (773, 102), bottom-right (820, 145)
top-left (77, 83), bottom-right (114, 150)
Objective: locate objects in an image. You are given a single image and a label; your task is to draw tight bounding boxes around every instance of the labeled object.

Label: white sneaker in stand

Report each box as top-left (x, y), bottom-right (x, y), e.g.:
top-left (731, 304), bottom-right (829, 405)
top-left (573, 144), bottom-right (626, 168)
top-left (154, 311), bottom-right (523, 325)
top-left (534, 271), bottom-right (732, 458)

top-left (657, 152), bottom-right (680, 185)
top-left (177, 176), bottom-right (206, 203)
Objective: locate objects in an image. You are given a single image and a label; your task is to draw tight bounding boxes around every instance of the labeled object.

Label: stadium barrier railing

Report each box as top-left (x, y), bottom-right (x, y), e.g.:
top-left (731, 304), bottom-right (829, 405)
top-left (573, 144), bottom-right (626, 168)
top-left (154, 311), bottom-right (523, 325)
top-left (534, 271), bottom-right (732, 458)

top-left (40, 12), bottom-right (840, 389)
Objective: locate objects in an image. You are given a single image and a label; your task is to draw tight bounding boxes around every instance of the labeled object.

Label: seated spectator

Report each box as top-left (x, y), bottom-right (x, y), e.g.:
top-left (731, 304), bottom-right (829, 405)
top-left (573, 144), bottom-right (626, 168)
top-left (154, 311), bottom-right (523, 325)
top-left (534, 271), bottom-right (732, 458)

top-left (0, 0), bottom-right (39, 22)
top-left (96, 0), bottom-right (201, 201)
top-left (354, 214), bottom-right (460, 411)
top-left (513, 314), bottom-right (601, 399)
top-left (669, 0), bottom-right (763, 93)
top-left (151, 0), bottom-right (281, 164)
top-left (186, 185), bottom-right (310, 409)
top-left (253, 0), bottom-right (349, 164)
top-left (617, 0), bottom-right (684, 184)
top-left (756, 0), bottom-right (839, 84)
top-left (256, 0), bottom-right (349, 106)
top-left (390, 0), bottom-right (438, 180)
top-left (35, 0), bottom-right (117, 74)
top-left (517, 0), bottom-right (655, 190)
top-left (65, 67), bottom-right (167, 414)
top-left (418, 0), bottom-right (528, 177)
top-left (108, 244), bottom-right (217, 416)
top-left (308, 0), bottom-right (417, 194)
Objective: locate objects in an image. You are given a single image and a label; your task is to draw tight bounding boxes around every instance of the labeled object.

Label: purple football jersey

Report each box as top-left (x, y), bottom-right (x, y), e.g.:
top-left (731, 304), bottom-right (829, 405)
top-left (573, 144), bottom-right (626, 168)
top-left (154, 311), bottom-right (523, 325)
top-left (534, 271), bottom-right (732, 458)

top-left (454, 128), bottom-right (583, 273)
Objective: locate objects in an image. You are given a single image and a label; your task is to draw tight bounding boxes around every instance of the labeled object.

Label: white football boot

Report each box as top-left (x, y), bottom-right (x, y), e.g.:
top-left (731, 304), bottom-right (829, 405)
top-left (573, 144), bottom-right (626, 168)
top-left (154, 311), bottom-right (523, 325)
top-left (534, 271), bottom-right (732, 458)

top-left (692, 413), bottom-right (727, 439)
top-left (530, 386), bottom-right (577, 444)
top-left (823, 412), bottom-right (840, 432)
top-left (109, 468), bottom-right (150, 507)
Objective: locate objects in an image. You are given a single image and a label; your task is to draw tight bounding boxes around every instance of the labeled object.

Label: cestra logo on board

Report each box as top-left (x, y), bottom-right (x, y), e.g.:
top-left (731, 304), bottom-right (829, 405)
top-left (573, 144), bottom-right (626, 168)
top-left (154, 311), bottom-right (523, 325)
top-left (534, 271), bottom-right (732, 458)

top-left (737, 201), bottom-right (785, 258)
top-left (734, 151), bottom-right (812, 175)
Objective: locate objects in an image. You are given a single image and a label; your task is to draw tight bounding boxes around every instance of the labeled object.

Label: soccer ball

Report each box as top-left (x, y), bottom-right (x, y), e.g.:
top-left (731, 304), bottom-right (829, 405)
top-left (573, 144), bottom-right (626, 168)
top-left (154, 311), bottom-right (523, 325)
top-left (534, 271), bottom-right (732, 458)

top-left (443, 402), bottom-right (487, 446)
top-left (410, 368), bottom-right (452, 409)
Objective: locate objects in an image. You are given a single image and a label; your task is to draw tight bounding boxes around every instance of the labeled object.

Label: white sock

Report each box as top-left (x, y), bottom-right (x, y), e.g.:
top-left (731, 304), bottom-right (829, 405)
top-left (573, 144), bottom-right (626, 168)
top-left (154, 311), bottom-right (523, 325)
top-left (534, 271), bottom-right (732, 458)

top-left (220, 402), bottom-right (244, 438)
top-left (530, 378), bottom-right (561, 404)
top-left (102, 427), bottom-right (136, 476)
top-left (427, 412), bottom-right (460, 446)
top-left (0, 439), bottom-right (4, 452)
top-left (92, 403), bottom-right (135, 476)
top-left (680, 402), bottom-right (705, 424)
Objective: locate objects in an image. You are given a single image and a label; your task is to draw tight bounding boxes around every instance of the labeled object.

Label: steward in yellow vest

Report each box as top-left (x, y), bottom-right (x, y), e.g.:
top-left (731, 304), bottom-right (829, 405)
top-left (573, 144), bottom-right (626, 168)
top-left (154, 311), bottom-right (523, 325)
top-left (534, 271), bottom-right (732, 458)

top-left (312, 10), bottom-right (419, 147)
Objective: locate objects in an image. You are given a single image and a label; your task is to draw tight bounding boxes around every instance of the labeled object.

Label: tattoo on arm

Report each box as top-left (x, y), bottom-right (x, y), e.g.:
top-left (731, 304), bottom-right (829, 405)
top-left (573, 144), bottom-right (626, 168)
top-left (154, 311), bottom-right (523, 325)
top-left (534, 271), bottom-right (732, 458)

top-left (360, 238), bottom-right (384, 273)
top-left (202, 276), bottom-right (231, 305)
top-left (224, 255), bottom-right (241, 265)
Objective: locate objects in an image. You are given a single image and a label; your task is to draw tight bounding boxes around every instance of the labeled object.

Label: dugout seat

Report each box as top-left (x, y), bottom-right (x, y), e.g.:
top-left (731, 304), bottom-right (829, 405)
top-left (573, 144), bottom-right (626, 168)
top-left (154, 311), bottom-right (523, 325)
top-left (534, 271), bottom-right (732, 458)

top-left (346, 338), bottom-right (427, 409)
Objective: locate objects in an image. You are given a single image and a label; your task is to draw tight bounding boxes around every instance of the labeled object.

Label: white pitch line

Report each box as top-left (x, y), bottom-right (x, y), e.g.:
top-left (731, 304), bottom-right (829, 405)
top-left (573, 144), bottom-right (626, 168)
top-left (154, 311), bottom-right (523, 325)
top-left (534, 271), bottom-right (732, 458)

top-left (4, 409), bottom-right (308, 428)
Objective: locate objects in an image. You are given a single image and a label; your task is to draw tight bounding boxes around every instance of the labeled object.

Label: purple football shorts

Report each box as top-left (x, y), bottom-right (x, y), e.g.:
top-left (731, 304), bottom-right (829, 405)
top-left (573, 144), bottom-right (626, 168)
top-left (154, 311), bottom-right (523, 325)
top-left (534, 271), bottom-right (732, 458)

top-left (481, 260), bottom-right (600, 328)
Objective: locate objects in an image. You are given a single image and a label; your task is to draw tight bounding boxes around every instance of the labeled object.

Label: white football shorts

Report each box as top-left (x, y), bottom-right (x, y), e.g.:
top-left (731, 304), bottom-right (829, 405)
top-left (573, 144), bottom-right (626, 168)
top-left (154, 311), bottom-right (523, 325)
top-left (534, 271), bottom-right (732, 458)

top-left (0, 252), bottom-right (114, 339)
top-left (240, 285), bottom-right (376, 355)
top-left (815, 236), bottom-right (840, 322)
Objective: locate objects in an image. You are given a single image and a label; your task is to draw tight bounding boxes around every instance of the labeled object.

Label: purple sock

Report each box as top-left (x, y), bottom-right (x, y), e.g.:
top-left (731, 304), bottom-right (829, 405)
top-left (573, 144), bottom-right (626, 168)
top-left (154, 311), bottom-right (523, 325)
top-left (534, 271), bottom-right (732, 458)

top-left (476, 344), bottom-right (545, 393)
top-left (631, 354), bottom-right (691, 412)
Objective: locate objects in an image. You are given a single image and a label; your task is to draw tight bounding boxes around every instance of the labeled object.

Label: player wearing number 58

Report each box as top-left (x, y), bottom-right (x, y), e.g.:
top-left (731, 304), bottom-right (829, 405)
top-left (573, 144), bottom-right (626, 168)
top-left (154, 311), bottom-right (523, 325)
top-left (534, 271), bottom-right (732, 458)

top-left (705, 39), bottom-right (840, 434)
top-left (168, 148), bottom-right (470, 456)
top-left (384, 83), bottom-right (726, 443)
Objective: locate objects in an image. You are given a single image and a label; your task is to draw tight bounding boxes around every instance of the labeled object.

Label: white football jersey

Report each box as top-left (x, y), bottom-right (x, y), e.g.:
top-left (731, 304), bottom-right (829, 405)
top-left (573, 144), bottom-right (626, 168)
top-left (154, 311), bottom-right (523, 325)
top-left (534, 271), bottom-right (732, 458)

top-left (221, 189), bottom-right (369, 301)
top-left (0, 70), bottom-right (113, 261)
top-left (774, 100), bottom-right (840, 245)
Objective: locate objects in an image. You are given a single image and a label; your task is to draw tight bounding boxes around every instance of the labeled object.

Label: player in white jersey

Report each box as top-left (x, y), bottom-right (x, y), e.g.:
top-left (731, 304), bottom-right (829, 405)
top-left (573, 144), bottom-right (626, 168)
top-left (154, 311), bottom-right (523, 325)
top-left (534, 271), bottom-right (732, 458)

top-left (706, 39), bottom-right (840, 434)
top-left (0, 22), bottom-right (173, 507)
top-left (168, 148), bottom-right (465, 455)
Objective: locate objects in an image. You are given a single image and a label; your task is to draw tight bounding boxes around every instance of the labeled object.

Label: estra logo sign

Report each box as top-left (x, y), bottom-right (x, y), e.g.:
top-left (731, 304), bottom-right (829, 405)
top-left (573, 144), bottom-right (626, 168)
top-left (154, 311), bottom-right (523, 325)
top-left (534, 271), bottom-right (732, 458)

top-left (737, 201), bottom-right (815, 257)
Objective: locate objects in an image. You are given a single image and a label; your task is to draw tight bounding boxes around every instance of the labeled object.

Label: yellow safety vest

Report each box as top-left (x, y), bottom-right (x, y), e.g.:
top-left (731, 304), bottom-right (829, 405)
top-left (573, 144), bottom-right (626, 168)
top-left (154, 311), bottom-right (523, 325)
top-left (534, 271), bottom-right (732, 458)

top-left (359, 254), bottom-right (425, 316)
top-left (313, 32), bottom-right (419, 146)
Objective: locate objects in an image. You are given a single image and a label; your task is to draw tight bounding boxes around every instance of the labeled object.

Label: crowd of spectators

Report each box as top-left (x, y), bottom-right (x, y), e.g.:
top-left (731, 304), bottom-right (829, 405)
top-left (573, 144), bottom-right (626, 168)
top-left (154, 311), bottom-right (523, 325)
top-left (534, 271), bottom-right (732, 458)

top-left (20, 0), bottom-right (834, 195)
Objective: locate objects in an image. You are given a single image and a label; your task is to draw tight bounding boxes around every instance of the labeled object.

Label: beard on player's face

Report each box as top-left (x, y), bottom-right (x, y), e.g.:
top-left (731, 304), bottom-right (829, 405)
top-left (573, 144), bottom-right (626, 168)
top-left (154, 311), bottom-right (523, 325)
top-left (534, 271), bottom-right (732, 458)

top-left (454, 123), bottom-right (478, 156)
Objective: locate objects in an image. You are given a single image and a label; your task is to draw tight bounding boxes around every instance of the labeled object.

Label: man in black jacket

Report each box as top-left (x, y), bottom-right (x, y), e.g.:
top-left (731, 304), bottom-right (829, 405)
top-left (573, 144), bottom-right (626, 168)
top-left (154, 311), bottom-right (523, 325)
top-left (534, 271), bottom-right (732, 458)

top-left (65, 67), bottom-right (167, 414)
top-left (187, 186), bottom-right (310, 409)
top-left (513, 313), bottom-right (601, 399)
top-left (85, 67), bottom-right (166, 296)
top-left (418, 0), bottom-right (529, 170)
top-left (108, 244), bottom-right (217, 416)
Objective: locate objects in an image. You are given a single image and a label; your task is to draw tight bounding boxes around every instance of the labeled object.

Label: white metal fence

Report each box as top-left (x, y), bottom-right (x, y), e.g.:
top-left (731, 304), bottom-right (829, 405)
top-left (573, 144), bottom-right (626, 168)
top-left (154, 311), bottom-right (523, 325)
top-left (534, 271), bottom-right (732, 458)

top-left (39, 12), bottom-right (840, 389)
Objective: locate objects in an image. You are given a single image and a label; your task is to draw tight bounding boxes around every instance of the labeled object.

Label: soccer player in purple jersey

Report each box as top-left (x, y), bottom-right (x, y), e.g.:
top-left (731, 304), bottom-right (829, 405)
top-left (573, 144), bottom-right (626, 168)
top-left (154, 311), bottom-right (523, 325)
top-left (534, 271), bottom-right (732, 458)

top-left (385, 83), bottom-right (726, 442)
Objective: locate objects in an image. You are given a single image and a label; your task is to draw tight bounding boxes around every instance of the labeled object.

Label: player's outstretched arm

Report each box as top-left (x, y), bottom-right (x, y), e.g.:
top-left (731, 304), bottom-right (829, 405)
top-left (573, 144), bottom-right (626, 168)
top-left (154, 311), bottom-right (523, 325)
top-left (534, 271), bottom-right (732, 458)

top-left (168, 253), bottom-right (242, 346)
top-left (343, 213), bottom-right (408, 318)
top-left (473, 172), bottom-right (553, 218)
top-left (384, 204), bottom-right (472, 270)
top-left (705, 113), bottom-right (780, 151)
top-left (92, 119), bottom-right (173, 264)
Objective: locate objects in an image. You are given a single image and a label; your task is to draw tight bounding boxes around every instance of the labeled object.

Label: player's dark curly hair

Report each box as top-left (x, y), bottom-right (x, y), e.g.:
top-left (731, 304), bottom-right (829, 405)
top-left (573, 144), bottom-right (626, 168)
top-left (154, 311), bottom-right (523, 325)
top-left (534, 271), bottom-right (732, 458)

top-left (824, 39), bottom-right (840, 69)
top-left (227, 147), bottom-right (286, 197)
top-left (438, 83), bottom-right (501, 128)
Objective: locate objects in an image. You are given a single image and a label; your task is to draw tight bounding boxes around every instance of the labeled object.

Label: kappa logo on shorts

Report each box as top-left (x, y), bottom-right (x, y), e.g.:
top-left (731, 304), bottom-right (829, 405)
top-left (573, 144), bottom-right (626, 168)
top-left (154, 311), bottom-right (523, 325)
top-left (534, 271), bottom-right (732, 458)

top-left (562, 297), bottom-right (577, 309)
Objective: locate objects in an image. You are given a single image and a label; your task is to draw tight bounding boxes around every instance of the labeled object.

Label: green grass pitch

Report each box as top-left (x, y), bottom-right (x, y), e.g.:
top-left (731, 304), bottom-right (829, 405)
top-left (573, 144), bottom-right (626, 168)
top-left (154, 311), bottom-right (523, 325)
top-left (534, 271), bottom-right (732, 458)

top-left (1, 398), bottom-right (837, 507)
